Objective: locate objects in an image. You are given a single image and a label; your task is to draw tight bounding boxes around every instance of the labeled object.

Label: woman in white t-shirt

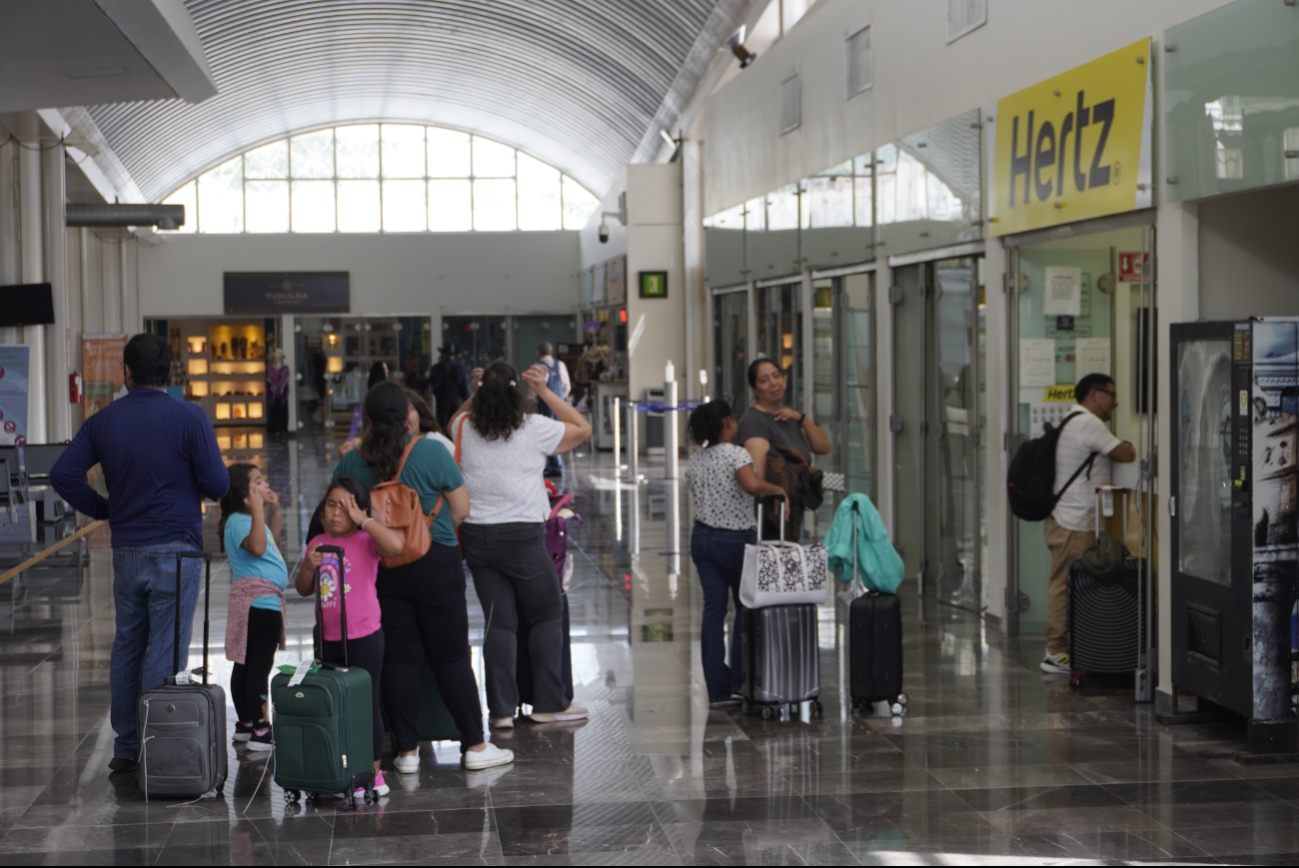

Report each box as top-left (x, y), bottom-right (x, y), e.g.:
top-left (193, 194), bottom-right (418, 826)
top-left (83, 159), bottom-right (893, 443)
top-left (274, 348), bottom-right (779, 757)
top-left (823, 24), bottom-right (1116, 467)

top-left (685, 401), bottom-right (788, 708)
top-left (452, 360), bottom-right (592, 729)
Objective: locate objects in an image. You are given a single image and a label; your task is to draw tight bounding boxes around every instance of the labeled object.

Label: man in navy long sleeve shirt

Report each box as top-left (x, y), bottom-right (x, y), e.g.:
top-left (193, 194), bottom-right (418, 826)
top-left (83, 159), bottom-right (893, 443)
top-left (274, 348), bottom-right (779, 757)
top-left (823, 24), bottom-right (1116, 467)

top-left (52, 333), bottom-right (228, 774)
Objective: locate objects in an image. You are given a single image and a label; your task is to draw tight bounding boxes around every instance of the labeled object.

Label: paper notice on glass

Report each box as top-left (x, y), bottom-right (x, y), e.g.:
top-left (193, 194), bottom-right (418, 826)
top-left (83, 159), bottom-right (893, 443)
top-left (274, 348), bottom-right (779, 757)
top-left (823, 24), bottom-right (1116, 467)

top-left (1043, 267), bottom-right (1083, 316)
top-left (1075, 337), bottom-right (1112, 374)
top-left (1019, 338), bottom-right (1057, 387)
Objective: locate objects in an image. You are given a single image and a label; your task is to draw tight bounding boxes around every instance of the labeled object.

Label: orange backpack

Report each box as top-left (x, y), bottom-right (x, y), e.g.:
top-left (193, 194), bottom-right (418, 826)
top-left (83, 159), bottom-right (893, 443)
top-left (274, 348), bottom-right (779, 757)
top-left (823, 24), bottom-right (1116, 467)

top-left (368, 437), bottom-right (443, 568)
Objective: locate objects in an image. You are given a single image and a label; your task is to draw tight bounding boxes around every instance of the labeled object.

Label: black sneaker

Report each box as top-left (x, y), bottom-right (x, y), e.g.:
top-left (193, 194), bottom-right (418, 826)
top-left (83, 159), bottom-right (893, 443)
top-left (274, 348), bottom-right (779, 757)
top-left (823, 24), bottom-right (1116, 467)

top-left (246, 725), bottom-right (274, 752)
top-left (108, 756), bottom-right (138, 774)
top-left (233, 721), bottom-right (255, 743)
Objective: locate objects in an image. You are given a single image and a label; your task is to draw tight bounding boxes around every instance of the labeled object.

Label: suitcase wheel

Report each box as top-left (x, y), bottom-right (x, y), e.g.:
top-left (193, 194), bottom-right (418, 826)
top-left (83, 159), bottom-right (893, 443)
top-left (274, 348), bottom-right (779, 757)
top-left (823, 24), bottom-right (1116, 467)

top-left (896, 693), bottom-right (908, 706)
top-left (760, 705), bottom-right (776, 721)
top-left (811, 699), bottom-right (823, 718)
top-left (890, 702), bottom-right (904, 716)
top-left (284, 789), bottom-right (301, 803)
top-left (1070, 671), bottom-right (1085, 689)
top-left (214, 785), bottom-right (224, 799)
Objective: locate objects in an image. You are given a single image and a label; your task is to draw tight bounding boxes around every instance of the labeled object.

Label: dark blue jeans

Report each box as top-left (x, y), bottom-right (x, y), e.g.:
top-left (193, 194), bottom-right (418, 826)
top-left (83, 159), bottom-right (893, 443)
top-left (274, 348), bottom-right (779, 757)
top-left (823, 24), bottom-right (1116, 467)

top-left (111, 543), bottom-right (201, 760)
top-left (690, 522), bottom-right (753, 702)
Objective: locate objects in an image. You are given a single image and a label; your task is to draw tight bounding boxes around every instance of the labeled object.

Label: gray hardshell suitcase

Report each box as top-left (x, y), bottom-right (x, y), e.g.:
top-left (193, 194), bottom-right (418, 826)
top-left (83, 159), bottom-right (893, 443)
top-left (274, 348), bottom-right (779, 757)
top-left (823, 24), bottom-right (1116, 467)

top-left (742, 495), bottom-right (822, 719)
top-left (137, 551), bottom-right (228, 799)
top-left (743, 604), bottom-right (821, 717)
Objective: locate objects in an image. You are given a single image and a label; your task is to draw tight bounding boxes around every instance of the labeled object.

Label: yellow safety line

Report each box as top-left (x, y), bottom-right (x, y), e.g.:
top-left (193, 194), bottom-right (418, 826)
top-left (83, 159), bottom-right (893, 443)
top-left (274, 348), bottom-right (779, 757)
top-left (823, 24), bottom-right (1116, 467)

top-left (0, 520), bottom-right (106, 587)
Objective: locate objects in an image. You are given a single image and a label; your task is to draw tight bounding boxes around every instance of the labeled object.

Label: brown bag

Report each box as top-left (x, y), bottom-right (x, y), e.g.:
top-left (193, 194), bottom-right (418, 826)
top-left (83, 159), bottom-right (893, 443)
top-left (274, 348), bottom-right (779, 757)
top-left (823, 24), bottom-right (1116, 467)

top-left (368, 437), bottom-right (443, 568)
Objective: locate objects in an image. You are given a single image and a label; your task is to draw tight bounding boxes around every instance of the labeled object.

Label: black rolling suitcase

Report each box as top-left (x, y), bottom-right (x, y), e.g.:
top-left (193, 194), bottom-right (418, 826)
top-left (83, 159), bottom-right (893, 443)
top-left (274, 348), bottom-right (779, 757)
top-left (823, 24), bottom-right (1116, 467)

top-left (841, 500), bottom-right (906, 714)
top-left (1068, 489), bottom-right (1145, 688)
top-left (137, 551), bottom-right (228, 799)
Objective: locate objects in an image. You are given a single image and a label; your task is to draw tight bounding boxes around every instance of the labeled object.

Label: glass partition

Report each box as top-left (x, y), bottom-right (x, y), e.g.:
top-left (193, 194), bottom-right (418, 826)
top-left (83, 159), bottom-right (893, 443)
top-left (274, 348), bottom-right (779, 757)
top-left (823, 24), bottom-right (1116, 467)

top-left (703, 204), bottom-right (746, 287)
top-left (713, 289), bottom-right (750, 407)
top-left (1165, 2), bottom-right (1299, 202)
top-left (876, 109), bottom-right (982, 256)
top-left (747, 185), bottom-right (802, 279)
top-left (756, 283), bottom-right (804, 411)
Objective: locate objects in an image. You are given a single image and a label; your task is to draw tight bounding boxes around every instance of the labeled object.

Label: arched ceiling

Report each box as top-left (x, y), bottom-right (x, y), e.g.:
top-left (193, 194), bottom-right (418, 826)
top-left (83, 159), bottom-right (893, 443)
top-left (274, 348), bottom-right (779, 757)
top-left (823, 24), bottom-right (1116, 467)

top-left (86, 0), bottom-right (747, 203)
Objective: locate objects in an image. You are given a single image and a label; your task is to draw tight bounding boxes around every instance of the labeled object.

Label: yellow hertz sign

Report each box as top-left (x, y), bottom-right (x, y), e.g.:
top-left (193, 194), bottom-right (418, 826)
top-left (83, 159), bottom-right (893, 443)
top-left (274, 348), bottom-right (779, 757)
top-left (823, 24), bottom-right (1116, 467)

top-left (989, 38), bottom-right (1153, 236)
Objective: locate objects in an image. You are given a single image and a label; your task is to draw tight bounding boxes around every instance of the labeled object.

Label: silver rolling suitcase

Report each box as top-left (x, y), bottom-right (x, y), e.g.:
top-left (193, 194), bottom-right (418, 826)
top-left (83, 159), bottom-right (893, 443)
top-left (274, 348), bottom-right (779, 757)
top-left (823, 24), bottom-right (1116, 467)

top-left (137, 551), bottom-right (228, 799)
top-left (742, 495), bottom-right (822, 720)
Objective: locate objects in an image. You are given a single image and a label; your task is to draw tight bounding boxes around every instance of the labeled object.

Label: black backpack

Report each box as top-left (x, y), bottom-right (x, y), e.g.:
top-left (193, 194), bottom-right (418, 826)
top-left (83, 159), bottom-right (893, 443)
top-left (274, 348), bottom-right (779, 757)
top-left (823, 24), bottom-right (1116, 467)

top-left (1006, 412), bottom-right (1097, 521)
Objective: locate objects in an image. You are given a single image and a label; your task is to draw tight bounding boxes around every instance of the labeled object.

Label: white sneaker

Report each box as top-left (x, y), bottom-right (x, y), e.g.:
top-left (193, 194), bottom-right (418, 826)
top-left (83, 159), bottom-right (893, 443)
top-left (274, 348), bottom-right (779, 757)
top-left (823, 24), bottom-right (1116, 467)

top-left (528, 704), bottom-right (588, 723)
top-left (462, 742), bottom-right (514, 770)
top-left (1040, 652), bottom-right (1071, 674)
top-left (393, 753), bottom-right (420, 774)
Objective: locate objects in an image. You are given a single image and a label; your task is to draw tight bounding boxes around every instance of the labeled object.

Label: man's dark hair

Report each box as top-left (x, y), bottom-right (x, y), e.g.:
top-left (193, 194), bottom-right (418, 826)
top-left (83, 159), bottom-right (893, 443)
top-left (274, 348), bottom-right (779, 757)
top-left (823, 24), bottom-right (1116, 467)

top-left (123, 333), bottom-right (172, 387)
top-left (1076, 373), bottom-right (1115, 404)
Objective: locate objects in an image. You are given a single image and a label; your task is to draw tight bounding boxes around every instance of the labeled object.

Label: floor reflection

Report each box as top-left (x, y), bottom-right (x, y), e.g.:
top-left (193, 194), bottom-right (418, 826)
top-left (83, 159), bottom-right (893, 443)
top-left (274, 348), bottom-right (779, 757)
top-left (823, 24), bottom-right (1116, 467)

top-left (0, 433), bottom-right (1293, 864)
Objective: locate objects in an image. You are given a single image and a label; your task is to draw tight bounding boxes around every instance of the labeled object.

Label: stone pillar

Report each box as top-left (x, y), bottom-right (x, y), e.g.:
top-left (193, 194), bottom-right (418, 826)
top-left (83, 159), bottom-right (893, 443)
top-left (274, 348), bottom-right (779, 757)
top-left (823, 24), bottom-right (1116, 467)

top-left (43, 142), bottom-right (70, 443)
top-left (18, 138), bottom-right (47, 443)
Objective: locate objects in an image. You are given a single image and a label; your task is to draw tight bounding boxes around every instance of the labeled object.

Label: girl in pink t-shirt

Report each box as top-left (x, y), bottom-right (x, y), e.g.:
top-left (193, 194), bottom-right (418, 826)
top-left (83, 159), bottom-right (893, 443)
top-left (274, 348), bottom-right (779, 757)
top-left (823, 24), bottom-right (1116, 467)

top-left (295, 476), bottom-right (403, 796)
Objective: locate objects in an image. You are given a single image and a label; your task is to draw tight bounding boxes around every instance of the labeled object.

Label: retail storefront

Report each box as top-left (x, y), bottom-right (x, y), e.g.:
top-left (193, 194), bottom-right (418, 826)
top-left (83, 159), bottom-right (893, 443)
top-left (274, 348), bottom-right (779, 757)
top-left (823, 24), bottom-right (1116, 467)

top-left (990, 40), bottom-right (1159, 664)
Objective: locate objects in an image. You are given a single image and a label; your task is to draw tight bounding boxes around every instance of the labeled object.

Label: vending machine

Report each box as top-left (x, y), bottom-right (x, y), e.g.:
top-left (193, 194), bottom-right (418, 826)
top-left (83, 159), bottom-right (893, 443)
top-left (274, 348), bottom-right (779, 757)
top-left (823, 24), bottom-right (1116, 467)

top-left (1171, 318), bottom-right (1299, 754)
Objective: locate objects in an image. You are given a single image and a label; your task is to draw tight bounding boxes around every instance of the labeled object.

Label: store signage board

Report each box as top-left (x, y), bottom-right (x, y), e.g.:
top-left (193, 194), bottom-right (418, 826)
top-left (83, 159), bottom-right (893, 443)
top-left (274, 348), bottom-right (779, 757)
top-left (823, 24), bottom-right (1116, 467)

top-left (224, 272), bottom-right (350, 314)
top-left (989, 38), bottom-right (1153, 237)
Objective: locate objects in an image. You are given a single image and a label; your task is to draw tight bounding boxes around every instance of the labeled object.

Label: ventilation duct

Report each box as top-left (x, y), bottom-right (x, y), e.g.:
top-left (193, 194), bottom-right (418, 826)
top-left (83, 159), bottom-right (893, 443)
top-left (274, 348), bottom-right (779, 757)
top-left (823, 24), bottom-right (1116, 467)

top-left (65, 203), bottom-right (184, 229)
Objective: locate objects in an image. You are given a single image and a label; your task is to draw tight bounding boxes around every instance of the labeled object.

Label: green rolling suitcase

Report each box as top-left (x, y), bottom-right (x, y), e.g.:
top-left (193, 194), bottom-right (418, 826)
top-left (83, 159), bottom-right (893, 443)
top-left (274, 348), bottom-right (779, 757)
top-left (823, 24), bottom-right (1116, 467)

top-left (272, 545), bottom-right (375, 808)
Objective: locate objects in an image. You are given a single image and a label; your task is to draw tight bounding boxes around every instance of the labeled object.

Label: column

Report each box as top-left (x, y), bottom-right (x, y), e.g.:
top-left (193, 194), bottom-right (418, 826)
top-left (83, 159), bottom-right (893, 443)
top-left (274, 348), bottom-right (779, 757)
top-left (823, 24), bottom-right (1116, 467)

top-left (19, 138), bottom-right (47, 443)
top-left (43, 141), bottom-right (71, 443)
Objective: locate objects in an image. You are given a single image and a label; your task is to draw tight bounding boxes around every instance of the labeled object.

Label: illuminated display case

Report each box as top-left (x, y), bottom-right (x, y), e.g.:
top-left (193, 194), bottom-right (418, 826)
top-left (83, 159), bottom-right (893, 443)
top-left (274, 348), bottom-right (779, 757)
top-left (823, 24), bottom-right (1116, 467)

top-left (182, 320), bottom-right (268, 427)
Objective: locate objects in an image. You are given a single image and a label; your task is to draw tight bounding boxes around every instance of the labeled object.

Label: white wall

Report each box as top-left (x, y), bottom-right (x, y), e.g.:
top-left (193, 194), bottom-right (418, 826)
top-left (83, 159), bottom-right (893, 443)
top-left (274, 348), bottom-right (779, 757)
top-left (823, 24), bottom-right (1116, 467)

top-left (703, 0), bottom-right (1237, 216)
top-left (624, 163), bottom-right (686, 400)
top-left (1199, 184), bottom-right (1299, 321)
top-left (138, 232), bottom-right (581, 320)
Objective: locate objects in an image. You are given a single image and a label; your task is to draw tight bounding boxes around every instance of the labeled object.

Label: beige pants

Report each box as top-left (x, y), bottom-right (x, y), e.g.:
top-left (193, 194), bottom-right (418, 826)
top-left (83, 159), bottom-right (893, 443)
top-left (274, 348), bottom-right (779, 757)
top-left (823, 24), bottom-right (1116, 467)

top-left (1044, 517), bottom-right (1095, 656)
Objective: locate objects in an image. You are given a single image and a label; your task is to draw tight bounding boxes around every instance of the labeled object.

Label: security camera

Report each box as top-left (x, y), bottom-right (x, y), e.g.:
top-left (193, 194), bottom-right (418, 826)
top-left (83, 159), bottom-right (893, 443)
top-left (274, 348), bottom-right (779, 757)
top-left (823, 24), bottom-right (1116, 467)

top-left (598, 223), bottom-right (610, 243)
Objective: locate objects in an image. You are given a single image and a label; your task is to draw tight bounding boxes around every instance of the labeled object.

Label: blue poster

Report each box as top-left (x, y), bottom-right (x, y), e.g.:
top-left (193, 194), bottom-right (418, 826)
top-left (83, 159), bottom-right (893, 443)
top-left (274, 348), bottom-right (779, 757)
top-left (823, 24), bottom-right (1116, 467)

top-left (0, 345), bottom-right (30, 446)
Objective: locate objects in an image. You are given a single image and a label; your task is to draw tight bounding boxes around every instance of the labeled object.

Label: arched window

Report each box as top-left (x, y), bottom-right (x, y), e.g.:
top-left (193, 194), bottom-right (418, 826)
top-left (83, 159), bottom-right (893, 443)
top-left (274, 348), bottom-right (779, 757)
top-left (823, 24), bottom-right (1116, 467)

top-left (162, 124), bottom-right (600, 233)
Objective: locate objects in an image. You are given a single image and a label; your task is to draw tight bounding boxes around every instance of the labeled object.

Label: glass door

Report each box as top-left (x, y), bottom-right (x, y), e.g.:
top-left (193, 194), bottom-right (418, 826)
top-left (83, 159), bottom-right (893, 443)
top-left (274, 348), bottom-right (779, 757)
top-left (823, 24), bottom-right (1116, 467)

top-left (713, 289), bottom-right (750, 407)
top-left (838, 272), bottom-right (875, 499)
top-left (893, 258), bottom-right (984, 603)
top-left (756, 283), bottom-right (804, 411)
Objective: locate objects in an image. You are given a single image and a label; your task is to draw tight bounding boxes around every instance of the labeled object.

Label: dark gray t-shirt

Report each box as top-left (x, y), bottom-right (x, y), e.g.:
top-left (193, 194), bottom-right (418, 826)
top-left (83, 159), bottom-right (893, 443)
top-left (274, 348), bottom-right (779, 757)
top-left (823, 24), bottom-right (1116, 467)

top-left (736, 406), bottom-right (808, 457)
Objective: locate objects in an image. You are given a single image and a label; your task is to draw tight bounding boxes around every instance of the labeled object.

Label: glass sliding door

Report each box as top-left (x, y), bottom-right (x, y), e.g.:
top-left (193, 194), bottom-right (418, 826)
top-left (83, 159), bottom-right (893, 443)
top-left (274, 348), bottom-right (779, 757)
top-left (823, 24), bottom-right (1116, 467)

top-left (840, 272), bottom-right (876, 499)
top-left (756, 283), bottom-right (804, 411)
top-left (713, 289), bottom-right (750, 407)
top-left (892, 257), bottom-right (984, 604)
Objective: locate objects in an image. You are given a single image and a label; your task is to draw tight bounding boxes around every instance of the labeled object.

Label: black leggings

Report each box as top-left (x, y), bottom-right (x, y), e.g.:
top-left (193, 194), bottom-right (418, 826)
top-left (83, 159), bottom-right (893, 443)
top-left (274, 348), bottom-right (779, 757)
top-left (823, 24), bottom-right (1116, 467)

top-left (378, 542), bottom-right (485, 753)
top-left (320, 628), bottom-right (385, 764)
top-left (231, 607), bottom-right (281, 724)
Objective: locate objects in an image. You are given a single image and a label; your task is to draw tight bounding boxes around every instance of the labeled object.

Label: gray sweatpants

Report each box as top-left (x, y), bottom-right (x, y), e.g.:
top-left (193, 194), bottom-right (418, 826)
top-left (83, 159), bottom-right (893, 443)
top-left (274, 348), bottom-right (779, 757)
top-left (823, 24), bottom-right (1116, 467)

top-left (462, 522), bottom-right (567, 718)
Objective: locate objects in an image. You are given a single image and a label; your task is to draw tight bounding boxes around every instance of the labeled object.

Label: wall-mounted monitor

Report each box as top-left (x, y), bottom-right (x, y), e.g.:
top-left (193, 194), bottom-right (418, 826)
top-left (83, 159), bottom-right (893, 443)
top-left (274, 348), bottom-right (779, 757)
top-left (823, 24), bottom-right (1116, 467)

top-left (0, 283), bottom-right (55, 327)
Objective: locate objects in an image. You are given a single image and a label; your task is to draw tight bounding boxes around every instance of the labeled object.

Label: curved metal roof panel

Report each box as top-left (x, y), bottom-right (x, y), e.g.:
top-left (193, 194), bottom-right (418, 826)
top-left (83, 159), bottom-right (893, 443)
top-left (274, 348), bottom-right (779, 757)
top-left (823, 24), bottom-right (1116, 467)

top-left (87, 0), bottom-right (738, 202)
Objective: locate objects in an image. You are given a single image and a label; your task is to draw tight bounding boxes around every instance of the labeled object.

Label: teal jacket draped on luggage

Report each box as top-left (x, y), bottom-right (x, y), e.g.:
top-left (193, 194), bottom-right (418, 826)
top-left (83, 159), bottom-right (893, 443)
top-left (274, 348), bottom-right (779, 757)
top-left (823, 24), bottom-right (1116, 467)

top-left (823, 494), bottom-right (904, 593)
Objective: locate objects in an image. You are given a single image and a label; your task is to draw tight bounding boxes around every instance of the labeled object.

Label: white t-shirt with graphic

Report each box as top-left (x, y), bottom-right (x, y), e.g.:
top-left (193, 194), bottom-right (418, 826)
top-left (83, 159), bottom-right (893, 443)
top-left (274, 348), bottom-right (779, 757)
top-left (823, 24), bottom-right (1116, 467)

top-left (1052, 405), bottom-right (1122, 532)
top-left (687, 443), bottom-right (757, 531)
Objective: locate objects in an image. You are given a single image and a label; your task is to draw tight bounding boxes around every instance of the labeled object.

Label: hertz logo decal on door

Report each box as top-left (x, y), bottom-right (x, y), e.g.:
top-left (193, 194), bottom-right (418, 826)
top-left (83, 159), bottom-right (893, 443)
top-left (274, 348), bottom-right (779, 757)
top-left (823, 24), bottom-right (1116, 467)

top-left (989, 38), bottom-right (1153, 236)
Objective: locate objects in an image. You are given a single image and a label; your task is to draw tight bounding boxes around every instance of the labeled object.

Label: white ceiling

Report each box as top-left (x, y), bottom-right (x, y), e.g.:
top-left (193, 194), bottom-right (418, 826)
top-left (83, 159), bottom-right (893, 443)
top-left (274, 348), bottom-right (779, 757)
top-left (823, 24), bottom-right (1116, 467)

top-left (84, 0), bottom-right (748, 203)
top-left (0, 0), bottom-right (215, 113)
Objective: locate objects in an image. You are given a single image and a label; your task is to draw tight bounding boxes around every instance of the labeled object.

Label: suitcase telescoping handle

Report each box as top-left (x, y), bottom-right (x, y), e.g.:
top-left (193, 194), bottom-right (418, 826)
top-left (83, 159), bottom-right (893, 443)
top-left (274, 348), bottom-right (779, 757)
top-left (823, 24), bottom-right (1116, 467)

top-left (757, 492), bottom-right (788, 543)
top-left (315, 544), bottom-right (348, 668)
top-left (173, 551), bottom-right (213, 684)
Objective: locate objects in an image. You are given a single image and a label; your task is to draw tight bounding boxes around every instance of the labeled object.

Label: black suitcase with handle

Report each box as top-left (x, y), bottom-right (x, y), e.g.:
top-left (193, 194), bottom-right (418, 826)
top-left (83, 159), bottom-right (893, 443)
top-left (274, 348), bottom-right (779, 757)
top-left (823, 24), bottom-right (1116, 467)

top-left (137, 551), bottom-right (228, 799)
top-left (842, 500), bottom-right (906, 713)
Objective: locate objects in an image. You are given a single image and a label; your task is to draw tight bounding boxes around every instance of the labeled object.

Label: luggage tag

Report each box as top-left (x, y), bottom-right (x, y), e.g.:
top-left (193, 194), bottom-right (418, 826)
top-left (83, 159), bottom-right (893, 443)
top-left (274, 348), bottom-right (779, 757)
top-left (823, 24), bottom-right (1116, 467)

top-left (287, 658), bottom-right (314, 687)
top-left (174, 670), bottom-right (192, 686)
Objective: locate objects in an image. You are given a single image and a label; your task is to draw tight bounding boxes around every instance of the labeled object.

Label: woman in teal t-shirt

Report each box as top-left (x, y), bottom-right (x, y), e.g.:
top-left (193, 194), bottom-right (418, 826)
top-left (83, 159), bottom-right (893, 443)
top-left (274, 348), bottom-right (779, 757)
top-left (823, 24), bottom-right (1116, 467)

top-left (333, 381), bottom-right (513, 773)
top-left (220, 463), bottom-right (288, 751)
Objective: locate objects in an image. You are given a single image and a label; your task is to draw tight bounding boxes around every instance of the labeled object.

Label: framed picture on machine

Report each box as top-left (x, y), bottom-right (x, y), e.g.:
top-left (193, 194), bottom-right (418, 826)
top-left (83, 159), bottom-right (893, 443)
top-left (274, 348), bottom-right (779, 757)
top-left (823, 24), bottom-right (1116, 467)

top-left (639, 271), bottom-right (668, 299)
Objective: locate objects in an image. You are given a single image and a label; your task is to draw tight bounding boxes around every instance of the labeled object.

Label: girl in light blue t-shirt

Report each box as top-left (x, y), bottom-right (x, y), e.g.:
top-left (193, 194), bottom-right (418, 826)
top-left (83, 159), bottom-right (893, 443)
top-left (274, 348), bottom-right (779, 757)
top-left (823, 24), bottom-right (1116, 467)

top-left (219, 463), bottom-right (287, 751)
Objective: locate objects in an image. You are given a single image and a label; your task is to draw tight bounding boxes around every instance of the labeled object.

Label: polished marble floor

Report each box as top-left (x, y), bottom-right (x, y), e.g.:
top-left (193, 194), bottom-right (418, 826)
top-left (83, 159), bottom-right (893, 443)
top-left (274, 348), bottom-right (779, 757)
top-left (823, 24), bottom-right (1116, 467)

top-left (0, 433), bottom-right (1297, 865)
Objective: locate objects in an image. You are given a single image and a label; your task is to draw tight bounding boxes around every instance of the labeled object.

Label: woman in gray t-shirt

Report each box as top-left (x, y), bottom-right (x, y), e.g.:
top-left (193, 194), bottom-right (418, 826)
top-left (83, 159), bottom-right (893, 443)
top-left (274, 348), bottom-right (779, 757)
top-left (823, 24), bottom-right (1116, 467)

top-left (736, 358), bottom-right (831, 477)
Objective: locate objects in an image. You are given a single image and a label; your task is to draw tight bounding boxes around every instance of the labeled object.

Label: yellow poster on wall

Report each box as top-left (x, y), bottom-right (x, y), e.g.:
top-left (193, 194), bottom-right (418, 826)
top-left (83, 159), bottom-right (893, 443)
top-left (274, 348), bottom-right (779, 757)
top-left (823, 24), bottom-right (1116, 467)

top-left (989, 38), bottom-right (1153, 237)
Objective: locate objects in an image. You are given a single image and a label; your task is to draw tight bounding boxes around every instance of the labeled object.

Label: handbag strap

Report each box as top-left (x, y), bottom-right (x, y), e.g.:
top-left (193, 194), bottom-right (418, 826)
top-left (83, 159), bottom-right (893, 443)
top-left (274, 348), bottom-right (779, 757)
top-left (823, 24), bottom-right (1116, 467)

top-left (392, 436), bottom-right (420, 483)
top-left (453, 414), bottom-right (468, 465)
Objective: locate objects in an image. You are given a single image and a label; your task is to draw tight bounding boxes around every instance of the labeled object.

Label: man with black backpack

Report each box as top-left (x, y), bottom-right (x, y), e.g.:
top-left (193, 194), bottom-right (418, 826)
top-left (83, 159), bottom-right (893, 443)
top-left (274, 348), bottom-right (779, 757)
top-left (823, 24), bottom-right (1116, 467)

top-left (1038, 374), bottom-right (1135, 674)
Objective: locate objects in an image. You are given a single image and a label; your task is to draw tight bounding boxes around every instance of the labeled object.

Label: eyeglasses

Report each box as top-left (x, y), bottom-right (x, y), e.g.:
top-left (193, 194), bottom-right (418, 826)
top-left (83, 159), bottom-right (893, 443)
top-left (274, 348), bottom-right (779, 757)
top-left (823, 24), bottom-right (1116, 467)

top-left (1096, 389), bottom-right (1117, 399)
